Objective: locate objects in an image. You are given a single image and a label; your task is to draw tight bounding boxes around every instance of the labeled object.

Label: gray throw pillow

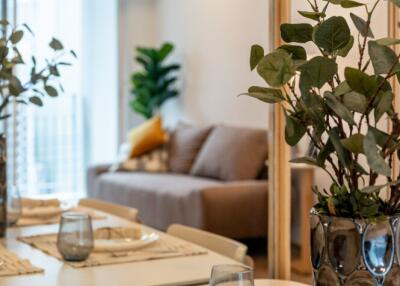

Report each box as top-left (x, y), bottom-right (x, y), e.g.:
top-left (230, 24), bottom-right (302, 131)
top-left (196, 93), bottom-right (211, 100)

top-left (190, 125), bottom-right (268, 181)
top-left (168, 123), bottom-right (212, 174)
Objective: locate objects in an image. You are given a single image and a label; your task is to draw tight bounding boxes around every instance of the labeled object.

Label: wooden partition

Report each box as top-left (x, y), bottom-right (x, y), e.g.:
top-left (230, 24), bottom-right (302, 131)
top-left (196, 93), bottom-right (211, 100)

top-left (389, 3), bottom-right (400, 178)
top-left (268, 0), bottom-right (292, 280)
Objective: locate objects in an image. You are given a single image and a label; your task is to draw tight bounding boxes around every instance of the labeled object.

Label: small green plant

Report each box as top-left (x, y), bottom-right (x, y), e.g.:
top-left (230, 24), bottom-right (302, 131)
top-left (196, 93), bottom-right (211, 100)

top-left (0, 20), bottom-right (75, 120)
top-left (130, 43), bottom-right (180, 119)
top-left (245, 0), bottom-right (400, 218)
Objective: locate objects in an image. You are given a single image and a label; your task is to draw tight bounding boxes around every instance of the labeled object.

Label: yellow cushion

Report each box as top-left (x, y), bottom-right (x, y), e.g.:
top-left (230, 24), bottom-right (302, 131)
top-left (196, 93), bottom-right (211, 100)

top-left (127, 116), bottom-right (168, 158)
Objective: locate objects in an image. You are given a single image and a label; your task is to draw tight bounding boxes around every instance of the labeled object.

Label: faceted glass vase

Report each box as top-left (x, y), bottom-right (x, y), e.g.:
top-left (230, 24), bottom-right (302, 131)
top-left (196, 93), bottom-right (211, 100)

top-left (310, 209), bottom-right (400, 286)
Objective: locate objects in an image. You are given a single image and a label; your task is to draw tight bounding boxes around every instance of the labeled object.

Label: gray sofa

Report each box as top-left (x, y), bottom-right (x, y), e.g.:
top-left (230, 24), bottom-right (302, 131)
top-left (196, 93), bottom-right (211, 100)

top-left (87, 125), bottom-right (269, 239)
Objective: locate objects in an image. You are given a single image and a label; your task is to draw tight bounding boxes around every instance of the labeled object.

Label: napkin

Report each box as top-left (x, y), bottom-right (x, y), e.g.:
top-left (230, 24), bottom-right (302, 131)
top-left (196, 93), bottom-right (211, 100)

top-left (21, 198), bottom-right (61, 219)
top-left (94, 226), bottom-right (142, 240)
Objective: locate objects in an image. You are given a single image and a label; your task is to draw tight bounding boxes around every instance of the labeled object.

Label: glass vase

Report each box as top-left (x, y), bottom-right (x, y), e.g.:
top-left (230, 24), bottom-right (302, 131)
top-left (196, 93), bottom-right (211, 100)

top-left (310, 208), bottom-right (400, 286)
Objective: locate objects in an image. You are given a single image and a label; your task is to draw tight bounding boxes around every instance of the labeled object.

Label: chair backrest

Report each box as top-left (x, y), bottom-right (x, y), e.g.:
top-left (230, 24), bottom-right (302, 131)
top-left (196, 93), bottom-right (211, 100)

top-left (167, 224), bottom-right (248, 263)
top-left (79, 198), bottom-right (138, 222)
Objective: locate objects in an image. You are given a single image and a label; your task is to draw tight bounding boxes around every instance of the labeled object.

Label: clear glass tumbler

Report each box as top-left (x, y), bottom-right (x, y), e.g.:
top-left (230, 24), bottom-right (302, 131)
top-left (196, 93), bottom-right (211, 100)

top-left (7, 185), bottom-right (21, 226)
top-left (209, 265), bottom-right (254, 286)
top-left (57, 212), bottom-right (94, 261)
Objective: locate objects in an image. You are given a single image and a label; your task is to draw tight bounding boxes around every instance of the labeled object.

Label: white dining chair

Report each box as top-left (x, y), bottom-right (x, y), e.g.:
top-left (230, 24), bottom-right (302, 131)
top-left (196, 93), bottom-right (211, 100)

top-left (78, 198), bottom-right (139, 222)
top-left (166, 224), bottom-right (254, 267)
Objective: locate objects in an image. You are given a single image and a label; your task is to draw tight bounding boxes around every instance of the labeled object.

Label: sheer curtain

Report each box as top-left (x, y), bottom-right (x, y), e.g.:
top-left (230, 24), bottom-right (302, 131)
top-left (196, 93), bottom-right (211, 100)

top-left (14, 0), bottom-right (85, 197)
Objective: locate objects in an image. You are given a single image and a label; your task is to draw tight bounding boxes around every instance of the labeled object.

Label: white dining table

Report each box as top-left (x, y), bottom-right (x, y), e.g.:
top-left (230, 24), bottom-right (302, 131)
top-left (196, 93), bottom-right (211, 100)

top-left (0, 208), bottom-right (243, 286)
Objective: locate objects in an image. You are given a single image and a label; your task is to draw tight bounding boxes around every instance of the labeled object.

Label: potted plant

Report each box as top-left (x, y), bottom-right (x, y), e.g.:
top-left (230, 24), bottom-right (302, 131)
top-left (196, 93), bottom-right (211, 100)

top-left (130, 42), bottom-right (180, 119)
top-left (0, 20), bottom-right (74, 237)
top-left (245, 0), bottom-right (400, 285)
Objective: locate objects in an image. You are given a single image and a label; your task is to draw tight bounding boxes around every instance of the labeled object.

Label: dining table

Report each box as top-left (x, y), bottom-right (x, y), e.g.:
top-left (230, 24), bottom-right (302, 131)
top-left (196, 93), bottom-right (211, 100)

top-left (0, 206), bottom-right (246, 286)
top-left (0, 205), bottom-right (311, 286)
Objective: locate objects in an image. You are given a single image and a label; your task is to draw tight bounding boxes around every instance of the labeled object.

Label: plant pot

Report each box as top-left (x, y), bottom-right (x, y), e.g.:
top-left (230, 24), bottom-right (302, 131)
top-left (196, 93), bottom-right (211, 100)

top-left (0, 134), bottom-right (6, 237)
top-left (310, 208), bottom-right (400, 286)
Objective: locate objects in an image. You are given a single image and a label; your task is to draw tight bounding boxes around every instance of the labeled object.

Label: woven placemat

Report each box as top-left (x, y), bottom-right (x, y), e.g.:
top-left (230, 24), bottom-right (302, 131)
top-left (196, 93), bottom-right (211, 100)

top-left (18, 227), bottom-right (207, 268)
top-left (0, 246), bottom-right (43, 277)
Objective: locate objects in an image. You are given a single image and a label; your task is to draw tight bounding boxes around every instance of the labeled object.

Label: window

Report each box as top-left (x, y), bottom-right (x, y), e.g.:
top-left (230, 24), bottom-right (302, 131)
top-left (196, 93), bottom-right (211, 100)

top-left (14, 0), bottom-right (85, 197)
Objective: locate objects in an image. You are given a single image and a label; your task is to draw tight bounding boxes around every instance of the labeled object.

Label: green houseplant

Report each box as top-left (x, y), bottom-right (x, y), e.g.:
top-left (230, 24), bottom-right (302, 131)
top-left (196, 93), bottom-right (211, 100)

top-left (0, 20), bottom-right (74, 237)
top-left (245, 0), bottom-right (400, 284)
top-left (130, 42), bottom-right (180, 119)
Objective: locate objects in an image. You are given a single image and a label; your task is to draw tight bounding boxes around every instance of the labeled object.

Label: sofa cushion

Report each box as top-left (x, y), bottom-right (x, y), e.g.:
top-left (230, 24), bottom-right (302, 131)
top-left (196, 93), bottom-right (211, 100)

top-left (127, 116), bottom-right (168, 158)
top-left (93, 172), bottom-right (221, 230)
top-left (190, 125), bottom-right (268, 181)
top-left (168, 123), bottom-right (212, 174)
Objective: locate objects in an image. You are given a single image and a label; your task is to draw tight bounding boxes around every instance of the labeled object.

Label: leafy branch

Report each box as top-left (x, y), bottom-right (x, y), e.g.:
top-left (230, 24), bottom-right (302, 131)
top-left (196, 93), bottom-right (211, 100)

top-left (244, 0), bottom-right (400, 218)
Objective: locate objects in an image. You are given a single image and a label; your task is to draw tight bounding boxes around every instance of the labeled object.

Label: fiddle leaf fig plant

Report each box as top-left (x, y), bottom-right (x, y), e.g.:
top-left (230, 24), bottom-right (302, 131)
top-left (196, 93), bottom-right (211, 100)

top-left (0, 20), bottom-right (75, 121)
top-left (245, 0), bottom-right (400, 218)
top-left (130, 42), bottom-right (180, 119)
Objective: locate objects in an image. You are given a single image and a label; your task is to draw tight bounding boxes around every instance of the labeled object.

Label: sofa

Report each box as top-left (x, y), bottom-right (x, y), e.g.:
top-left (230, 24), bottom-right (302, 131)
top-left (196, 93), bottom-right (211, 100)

top-left (87, 124), bottom-right (269, 239)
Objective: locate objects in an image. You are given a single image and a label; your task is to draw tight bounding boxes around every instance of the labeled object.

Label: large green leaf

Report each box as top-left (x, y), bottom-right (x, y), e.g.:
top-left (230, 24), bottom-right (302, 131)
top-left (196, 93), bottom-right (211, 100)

top-left (298, 56), bottom-right (337, 89)
top-left (10, 30), bottom-right (23, 44)
top-left (257, 51), bottom-right (295, 87)
top-left (325, 92), bottom-right (356, 125)
top-left (29, 96), bottom-right (43, 107)
top-left (361, 179), bottom-right (400, 194)
top-left (376, 38), bottom-right (400, 46)
top-left (340, 0), bottom-right (365, 8)
top-left (369, 41), bottom-right (399, 75)
top-left (250, 45), bottom-right (264, 71)
top-left (317, 139), bottom-right (335, 166)
top-left (329, 127), bottom-right (351, 167)
top-left (341, 134), bottom-right (365, 154)
top-left (343, 91), bottom-right (367, 113)
top-left (158, 42), bottom-right (174, 61)
top-left (369, 127), bottom-right (393, 147)
top-left (338, 36), bottom-right (354, 57)
top-left (290, 157), bottom-right (323, 167)
top-left (280, 23), bottom-right (313, 43)
top-left (285, 115), bottom-right (307, 146)
top-left (364, 129), bottom-right (391, 177)
top-left (374, 91), bottom-right (393, 122)
top-left (277, 45), bottom-right (307, 60)
top-left (241, 86), bottom-right (285, 104)
top-left (49, 38), bottom-right (64, 51)
top-left (334, 81), bottom-right (352, 96)
top-left (344, 67), bottom-right (377, 96)
top-left (350, 13), bottom-right (374, 38)
top-left (315, 16), bottom-right (351, 53)
top-left (298, 11), bottom-right (325, 21)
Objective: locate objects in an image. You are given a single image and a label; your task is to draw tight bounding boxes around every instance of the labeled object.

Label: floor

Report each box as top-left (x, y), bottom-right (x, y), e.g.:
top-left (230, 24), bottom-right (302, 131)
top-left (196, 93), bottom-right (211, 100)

top-left (243, 238), bottom-right (312, 285)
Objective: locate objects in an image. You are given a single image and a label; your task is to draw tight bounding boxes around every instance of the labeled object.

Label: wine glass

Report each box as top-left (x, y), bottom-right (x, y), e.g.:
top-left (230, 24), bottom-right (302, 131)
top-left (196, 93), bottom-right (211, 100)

top-left (209, 265), bottom-right (254, 286)
top-left (57, 212), bottom-right (94, 261)
top-left (7, 185), bottom-right (22, 226)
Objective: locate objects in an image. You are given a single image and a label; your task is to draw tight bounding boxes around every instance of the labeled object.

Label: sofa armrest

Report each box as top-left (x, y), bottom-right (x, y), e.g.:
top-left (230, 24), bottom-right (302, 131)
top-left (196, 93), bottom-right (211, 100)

top-left (200, 180), bottom-right (268, 239)
top-left (86, 164), bottom-right (112, 197)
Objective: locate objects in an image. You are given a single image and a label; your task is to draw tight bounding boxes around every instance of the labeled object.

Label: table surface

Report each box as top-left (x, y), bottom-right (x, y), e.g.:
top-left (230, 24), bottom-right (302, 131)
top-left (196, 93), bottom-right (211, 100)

top-left (0, 208), bottom-right (242, 286)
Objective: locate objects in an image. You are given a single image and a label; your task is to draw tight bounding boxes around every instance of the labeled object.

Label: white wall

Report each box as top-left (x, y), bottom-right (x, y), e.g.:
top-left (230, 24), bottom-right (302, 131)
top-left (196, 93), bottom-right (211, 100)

top-left (118, 0), bottom-right (159, 142)
top-left (83, 0), bottom-right (119, 165)
top-left (155, 0), bottom-right (270, 129)
top-left (120, 0), bottom-right (271, 135)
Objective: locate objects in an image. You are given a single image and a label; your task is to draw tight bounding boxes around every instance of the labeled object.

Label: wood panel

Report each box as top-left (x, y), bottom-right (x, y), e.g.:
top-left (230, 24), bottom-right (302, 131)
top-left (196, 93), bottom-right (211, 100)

top-left (389, 3), bottom-right (400, 179)
top-left (267, 0), bottom-right (292, 280)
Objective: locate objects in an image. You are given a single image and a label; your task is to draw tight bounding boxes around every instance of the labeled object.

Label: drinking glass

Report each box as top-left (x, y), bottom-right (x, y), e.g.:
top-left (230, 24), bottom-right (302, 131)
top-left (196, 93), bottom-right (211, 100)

top-left (57, 212), bottom-right (94, 261)
top-left (7, 185), bottom-right (21, 226)
top-left (209, 265), bottom-right (254, 286)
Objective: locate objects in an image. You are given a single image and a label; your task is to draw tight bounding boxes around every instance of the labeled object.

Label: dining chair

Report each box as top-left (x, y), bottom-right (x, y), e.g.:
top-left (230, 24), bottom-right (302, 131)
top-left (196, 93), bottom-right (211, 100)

top-left (78, 198), bottom-right (139, 222)
top-left (166, 224), bottom-right (254, 267)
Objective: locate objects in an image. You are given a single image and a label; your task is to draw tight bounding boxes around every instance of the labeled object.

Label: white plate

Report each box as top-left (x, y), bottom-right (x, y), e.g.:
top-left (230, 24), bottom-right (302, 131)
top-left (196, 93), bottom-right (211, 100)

top-left (94, 232), bottom-right (159, 252)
